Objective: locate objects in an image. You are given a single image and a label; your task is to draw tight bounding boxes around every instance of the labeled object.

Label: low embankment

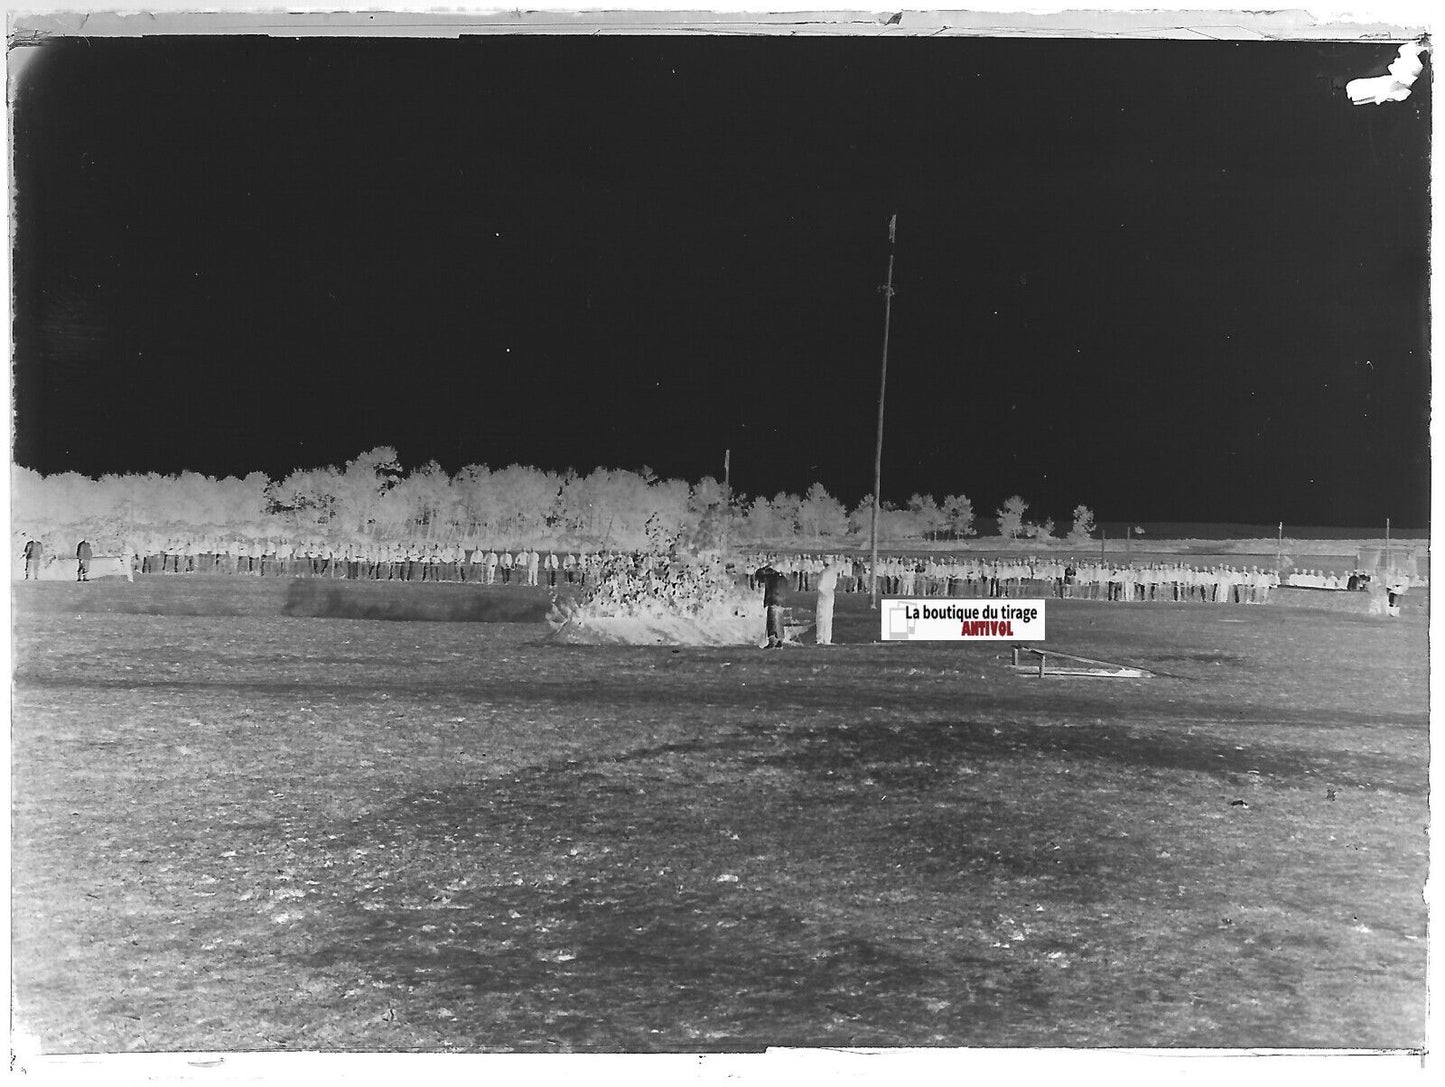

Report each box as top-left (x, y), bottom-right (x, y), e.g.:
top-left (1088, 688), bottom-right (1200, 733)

top-left (12, 575), bottom-right (555, 623)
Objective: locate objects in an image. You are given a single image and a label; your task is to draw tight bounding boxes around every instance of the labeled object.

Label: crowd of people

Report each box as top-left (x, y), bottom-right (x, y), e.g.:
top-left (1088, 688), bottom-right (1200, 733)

top-left (16, 534), bottom-right (605, 587)
top-left (746, 552), bottom-right (1301, 605)
top-left (16, 532), bottom-right (1416, 609)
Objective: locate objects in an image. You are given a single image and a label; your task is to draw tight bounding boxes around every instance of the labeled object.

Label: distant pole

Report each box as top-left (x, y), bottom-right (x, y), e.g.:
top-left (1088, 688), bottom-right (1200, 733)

top-left (1100, 526), bottom-right (1106, 560)
top-left (1276, 521), bottom-right (1283, 572)
top-left (722, 448), bottom-right (731, 554)
top-left (869, 213), bottom-right (897, 608)
top-left (1126, 525), bottom-right (1132, 560)
top-left (1386, 516), bottom-right (1391, 572)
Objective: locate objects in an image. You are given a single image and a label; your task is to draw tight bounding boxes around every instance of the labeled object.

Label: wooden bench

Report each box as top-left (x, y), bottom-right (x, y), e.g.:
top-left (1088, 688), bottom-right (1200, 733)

top-left (1009, 644), bottom-right (1153, 679)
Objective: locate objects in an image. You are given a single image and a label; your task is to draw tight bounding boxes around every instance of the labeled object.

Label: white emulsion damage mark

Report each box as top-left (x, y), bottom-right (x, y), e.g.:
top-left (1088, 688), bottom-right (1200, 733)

top-left (1346, 41), bottom-right (1428, 106)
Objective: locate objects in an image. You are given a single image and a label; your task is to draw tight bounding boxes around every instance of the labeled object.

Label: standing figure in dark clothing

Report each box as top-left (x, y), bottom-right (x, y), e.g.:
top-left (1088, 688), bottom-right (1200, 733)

top-left (22, 537), bottom-right (43, 579)
top-left (75, 539), bottom-right (93, 582)
top-left (757, 564), bottom-right (788, 649)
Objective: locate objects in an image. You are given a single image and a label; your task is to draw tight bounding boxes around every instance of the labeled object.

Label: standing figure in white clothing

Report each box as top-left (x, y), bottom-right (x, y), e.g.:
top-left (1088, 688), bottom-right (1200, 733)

top-left (814, 557), bottom-right (839, 646)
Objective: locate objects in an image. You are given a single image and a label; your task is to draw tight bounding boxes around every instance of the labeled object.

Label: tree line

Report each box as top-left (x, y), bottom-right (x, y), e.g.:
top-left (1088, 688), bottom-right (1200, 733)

top-left (11, 447), bottom-right (1096, 548)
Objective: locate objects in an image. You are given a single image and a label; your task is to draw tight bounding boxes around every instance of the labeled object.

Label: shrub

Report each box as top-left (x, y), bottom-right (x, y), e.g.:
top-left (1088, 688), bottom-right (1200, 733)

top-left (551, 551), bottom-right (753, 623)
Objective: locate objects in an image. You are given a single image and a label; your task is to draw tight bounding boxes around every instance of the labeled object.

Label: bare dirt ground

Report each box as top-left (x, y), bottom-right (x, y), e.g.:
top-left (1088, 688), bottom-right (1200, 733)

top-left (9, 577), bottom-right (1428, 1052)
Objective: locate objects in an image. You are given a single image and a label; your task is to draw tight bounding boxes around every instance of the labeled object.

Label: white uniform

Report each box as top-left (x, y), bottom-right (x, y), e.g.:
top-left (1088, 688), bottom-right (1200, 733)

top-left (814, 565), bottom-right (839, 645)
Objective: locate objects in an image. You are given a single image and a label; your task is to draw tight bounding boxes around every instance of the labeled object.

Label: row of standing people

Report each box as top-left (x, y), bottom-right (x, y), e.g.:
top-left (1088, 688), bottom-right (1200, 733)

top-left (88, 539), bottom-right (601, 587)
top-left (20, 534), bottom-right (1403, 606)
top-left (18, 534), bottom-right (710, 590)
top-left (166, 543), bottom-right (582, 586)
top-left (746, 552), bottom-right (1284, 604)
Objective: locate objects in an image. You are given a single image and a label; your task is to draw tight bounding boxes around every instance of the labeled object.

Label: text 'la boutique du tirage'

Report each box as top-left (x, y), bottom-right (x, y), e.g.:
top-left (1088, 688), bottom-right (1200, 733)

top-left (882, 600), bottom-right (1047, 641)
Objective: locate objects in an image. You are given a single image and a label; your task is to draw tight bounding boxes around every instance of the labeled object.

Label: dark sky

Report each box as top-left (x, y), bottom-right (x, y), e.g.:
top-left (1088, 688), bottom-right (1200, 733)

top-left (10, 34), bottom-right (1431, 527)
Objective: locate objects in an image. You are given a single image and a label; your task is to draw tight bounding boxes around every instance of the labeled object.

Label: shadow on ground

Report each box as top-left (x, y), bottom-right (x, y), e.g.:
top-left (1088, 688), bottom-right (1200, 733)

top-left (282, 579), bottom-right (553, 623)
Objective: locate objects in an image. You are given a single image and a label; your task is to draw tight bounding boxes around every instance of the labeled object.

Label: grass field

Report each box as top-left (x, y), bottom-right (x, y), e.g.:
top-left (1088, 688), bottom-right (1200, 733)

top-left (9, 576), bottom-right (1429, 1052)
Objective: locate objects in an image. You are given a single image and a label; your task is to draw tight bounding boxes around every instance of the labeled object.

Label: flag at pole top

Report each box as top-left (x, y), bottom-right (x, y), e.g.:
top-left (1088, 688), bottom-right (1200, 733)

top-left (888, 213), bottom-right (896, 243)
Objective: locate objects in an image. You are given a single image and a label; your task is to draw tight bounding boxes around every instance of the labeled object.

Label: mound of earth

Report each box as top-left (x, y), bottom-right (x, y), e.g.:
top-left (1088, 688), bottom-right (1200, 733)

top-left (548, 610), bottom-right (769, 646)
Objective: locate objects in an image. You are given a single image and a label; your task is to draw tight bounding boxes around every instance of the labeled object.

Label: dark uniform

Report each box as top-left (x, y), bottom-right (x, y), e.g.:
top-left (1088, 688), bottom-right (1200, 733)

top-left (23, 538), bottom-right (43, 580)
top-left (758, 565), bottom-right (789, 649)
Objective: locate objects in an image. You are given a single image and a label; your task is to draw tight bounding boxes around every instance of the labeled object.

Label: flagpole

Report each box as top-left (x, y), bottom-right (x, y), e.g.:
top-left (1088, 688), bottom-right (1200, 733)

top-left (722, 448), bottom-right (731, 555)
top-left (869, 214), bottom-right (897, 609)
